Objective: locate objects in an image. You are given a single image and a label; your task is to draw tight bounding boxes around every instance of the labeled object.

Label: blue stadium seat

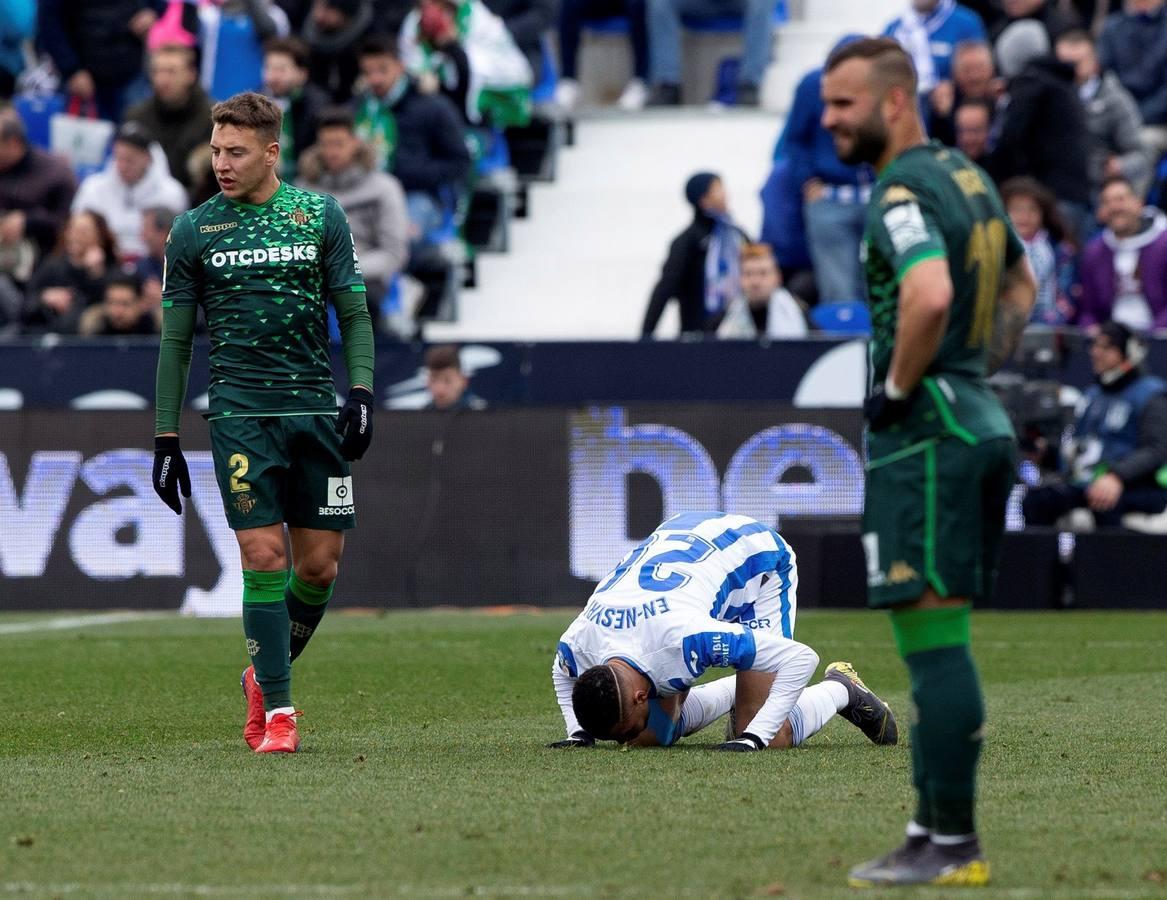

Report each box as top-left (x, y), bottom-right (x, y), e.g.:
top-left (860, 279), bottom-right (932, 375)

top-left (532, 36), bottom-right (559, 105)
top-left (475, 127), bottom-right (511, 177)
top-left (810, 300), bottom-right (871, 334)
top-left (13, 93), bottom-right (66, 149)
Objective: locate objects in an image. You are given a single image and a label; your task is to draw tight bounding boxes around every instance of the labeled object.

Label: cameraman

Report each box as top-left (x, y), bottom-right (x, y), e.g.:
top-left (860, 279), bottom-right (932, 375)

top-left (1024, 321), bottom-right (1167, 527)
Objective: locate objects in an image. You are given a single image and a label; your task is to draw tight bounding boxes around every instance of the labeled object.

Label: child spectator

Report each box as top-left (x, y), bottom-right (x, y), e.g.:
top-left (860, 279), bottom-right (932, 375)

top-left (1001, 176), bottom-right (1077, 325)
top-left (424, 344), bottom-right (487, 410)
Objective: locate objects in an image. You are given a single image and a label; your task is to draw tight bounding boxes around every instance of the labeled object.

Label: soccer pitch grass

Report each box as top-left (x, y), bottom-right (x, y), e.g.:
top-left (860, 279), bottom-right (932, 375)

top-left (2, 610), bottom-right (1166, 899)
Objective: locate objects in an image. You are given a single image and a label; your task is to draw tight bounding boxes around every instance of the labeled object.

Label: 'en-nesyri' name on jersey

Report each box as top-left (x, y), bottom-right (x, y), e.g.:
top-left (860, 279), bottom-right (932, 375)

top-left (162, 181), bottom-right (365, 418)
top-left (556, 511), bottom-right (797, 696)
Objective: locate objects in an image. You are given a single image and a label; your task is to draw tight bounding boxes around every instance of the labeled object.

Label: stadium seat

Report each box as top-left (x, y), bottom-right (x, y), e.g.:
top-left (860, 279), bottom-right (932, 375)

top-left (810, 300), bottom-right (871, 334)
top-left (531, 36), bottom-right (559, 106)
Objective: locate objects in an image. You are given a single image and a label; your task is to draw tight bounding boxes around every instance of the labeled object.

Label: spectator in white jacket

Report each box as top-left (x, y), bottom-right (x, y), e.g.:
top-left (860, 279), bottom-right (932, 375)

top-left (71, 122), bottom-right (188, 263)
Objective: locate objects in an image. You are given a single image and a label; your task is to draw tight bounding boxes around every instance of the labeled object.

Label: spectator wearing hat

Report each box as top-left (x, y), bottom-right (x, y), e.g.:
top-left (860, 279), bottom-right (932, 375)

top-left (302, 0), bottom-right (375, 102)
top-left (124, 44), bottom-right (214, 190)
top-left (641, 172), bottom-right (752, 337)
top-left (0, 108), bottom-right (77, 259)
top-left (1023, 319), bottom-right (1167, 527)
top-left (71, 122), bottom-right (188, 263)
top-left (990, 19), bottom-right (1092, 240)
top-left (263, 35), bottom-right (332, 179)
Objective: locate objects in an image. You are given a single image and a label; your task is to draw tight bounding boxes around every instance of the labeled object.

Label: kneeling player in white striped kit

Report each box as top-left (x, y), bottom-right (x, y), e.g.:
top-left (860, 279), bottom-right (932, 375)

top-left (549, 512), bottom-right (898, 750)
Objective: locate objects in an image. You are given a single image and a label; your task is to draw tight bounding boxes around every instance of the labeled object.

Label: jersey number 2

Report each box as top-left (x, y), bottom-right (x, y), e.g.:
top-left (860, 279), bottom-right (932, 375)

top-left (228, 453), bottom-right (251, 493)
top-left (595, 532), bottom-right (715, 593)
top-left (966, 218), bottom-right (1006, 348)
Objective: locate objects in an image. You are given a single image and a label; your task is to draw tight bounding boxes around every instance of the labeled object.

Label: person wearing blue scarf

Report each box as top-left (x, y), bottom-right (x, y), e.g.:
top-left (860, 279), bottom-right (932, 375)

top-left (642, 172), bottom-right (751, 337)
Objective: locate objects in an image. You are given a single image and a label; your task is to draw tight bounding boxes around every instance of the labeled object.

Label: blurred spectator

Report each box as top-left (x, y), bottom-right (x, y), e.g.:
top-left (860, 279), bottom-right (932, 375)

top-left (78, 273), bottom-right (160, 335)
top-left (557, 0), bottom-right (649, 111)
top-left (716, 242), bottom-right (810, 339)
top-left (645, 0), bottom-right (773, 106)
top-left (1097, 0), bottom-right (1167, 159)
top-left (263, 36), bottom-right (331, 179)
top-left (927, 39), bottom-right (999, 146)
top-left (0, 109), bottom-right (76, 259)
top-left (884, 0), bottom-right (987, 95)
top-left (22, 211), bottom-right (117, 334)
top-left (776, 38), bottom-right (869, 303)
top-left (71, 122), bottom-right (188, 263)
top-left (954, 98), bottom-right (994, 164)
top-left (372, 0), bottom-right (415, 33)
top-left (400, 0), bottom-right (533, 125)
top-left (125, 45), bottom-right (214, 191)
top-left (297, 107), bottom-right (409, 305)
top-left (134, 205), bottom-right (176, 318)
top-left (1056, 28), bottom-right (1152, 200)
top-left (991, 20), bottom-right (1092, 239)
top-left (199, 0), bottom-right (292, 100)
top-left (303, 0), bottom-right (375, 102)
top-left (642, 172), bottom-right (751, 337)
top-left (1001, 176), bottom-right (1077, 324)
top-left (354, 35), bottom-right (471, 242)
top-left (1023, 320), bottom-right (1167, 527)
top-left (38, 0), bottom-right (161, 122)
top-left (1077, 174), bottom-right (1167, 329)
top-left (482, 0), bottom-right (554, 76)
top-left (424, 344), bottom-right (487, 409)
top-left (0, 0), bottom-right (35, 99)
top-left (990, 0), bottom-right (1081, 41)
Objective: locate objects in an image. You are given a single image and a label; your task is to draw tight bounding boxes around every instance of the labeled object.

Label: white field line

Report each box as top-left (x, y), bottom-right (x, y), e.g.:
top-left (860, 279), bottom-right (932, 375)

top-left (0, 612), bottom-right (170, 635)
top-left (0, 883), bottom-right (592, 897)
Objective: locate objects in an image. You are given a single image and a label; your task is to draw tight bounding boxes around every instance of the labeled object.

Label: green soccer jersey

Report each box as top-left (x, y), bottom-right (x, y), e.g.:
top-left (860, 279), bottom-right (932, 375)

top-left (162, 181), bottom-right (365, 419)
top-left (862, 141), bottom-right (1025, 441)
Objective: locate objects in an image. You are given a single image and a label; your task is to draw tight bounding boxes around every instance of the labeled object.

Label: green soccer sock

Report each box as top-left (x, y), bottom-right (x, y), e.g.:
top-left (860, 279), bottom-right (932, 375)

top-left (285, 572), bottom-right (333, 663)
top-left (891, 605), bottom-right (985, 837)
top-left (242, 569), bottom-right (293, 711)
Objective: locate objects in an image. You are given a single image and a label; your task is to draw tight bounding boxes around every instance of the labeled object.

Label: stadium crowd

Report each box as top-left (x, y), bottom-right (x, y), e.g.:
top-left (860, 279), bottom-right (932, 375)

top-left (3, 0), bottom-right (1167, 341)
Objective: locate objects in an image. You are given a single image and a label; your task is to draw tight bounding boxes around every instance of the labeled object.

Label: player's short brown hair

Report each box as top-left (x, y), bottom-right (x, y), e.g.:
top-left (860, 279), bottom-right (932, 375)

top-left (824, 36), bottom-right (918, 97)
top-left (211, 92), bottom-right (282, 145)
top-left (263, 36), bottom-right (311, 70)
top-left (740, 242), bottom-right (777, 265)
top-left (424, 344), bottom-right (462, 373)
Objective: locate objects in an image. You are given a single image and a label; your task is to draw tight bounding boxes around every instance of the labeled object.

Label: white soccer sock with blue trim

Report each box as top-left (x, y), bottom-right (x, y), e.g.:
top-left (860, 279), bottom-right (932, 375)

top-left (788, 681), bottom-right (849, 746)
top-left (680, 676), bottom-right (737, 736)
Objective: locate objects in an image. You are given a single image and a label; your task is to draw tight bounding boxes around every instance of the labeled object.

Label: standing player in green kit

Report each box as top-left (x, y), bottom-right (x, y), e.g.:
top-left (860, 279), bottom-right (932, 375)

top-left (821, 39), bottom-right (1036, 887)
top-left (151, 93), bottom-right (375, 754)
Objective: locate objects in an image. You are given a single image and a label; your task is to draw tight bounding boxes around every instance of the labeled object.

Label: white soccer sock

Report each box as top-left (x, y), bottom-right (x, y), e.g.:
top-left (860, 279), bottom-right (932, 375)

top-left (787, 681), bottom-right (849, 746)
top-left (906, 821), bottom-right (931, 838)
top-left (681, 677), bottom-right (737, 736)
top-left (265, 706), bottom-right (295, 723)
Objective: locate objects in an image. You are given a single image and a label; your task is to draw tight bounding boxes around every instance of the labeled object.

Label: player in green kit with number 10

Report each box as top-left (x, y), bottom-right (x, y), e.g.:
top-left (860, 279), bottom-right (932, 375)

top-left (151, 93), bottom-right (376, 754)
top-left (821, 39), bottom-right (1037, 887)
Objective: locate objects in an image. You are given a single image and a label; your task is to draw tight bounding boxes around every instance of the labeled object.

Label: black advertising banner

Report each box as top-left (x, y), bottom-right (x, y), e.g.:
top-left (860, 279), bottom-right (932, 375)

top-left (0, 406), bottom-right (865, 613)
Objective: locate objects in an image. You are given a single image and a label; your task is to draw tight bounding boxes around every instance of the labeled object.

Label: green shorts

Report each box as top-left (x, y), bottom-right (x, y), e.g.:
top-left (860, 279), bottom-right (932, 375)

top-left (208, 414), bottom-right (355, 532)
top-left (862, 434), bottom-right (1017, 608)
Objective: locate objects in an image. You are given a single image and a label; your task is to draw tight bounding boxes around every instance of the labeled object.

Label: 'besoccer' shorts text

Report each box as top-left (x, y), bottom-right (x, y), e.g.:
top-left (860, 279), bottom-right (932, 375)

top-left (209, 414), bottom-right (355, 531)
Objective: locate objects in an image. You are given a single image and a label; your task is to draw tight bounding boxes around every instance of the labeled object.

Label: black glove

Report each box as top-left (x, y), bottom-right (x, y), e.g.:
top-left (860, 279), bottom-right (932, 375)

top-left (547, 732), bottom-right (595, 749)
top-left (712, 732), bottom-right (765, 752)
top-left (336, 387), bottom-right (374, 461)
top-left (153, 435), bottom-right (191, 515)
top-left (864, 384), bottom-right (914, 432)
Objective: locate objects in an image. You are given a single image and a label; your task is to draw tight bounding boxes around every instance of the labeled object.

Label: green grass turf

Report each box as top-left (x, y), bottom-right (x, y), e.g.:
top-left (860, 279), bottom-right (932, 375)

top-left (2, 609), bottom-right (1166, 899)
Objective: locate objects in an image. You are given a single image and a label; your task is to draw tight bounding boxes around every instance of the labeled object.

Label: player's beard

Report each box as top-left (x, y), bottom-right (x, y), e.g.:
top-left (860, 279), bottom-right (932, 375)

top-left (833, 109), bottom-right (888, 167)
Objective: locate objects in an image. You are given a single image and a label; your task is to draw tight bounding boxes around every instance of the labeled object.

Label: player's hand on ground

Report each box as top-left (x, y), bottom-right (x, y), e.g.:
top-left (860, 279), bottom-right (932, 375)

top-left (864, 384), bottom-right (914, 432)
top-left (547, 732), bottom-right (595, 749)
top-left (712, 733), bottom-right (765, 752)
top-left (336, 387), bottom-right (374, 461)
top-left (153, 436), bottom-right (192, 514)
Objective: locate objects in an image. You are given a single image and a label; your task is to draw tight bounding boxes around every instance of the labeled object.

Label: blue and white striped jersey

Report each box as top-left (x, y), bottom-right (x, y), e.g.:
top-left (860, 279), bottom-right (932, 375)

top-left (556, 512), bottom-right (799, 698)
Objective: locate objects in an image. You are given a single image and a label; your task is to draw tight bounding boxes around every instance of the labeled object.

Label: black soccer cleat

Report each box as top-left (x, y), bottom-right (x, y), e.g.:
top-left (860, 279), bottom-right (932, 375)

top-left (824, 661), bottom-right (898, 745)
top-left (849, 837), bottom-right (990, 888)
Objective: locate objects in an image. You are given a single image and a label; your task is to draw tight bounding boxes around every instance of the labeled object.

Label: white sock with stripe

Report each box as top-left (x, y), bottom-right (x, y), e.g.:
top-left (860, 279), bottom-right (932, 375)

top-left (680, 677), bottom-right (737, 736)
top-left (788, 681), bottom-right (849, 746)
